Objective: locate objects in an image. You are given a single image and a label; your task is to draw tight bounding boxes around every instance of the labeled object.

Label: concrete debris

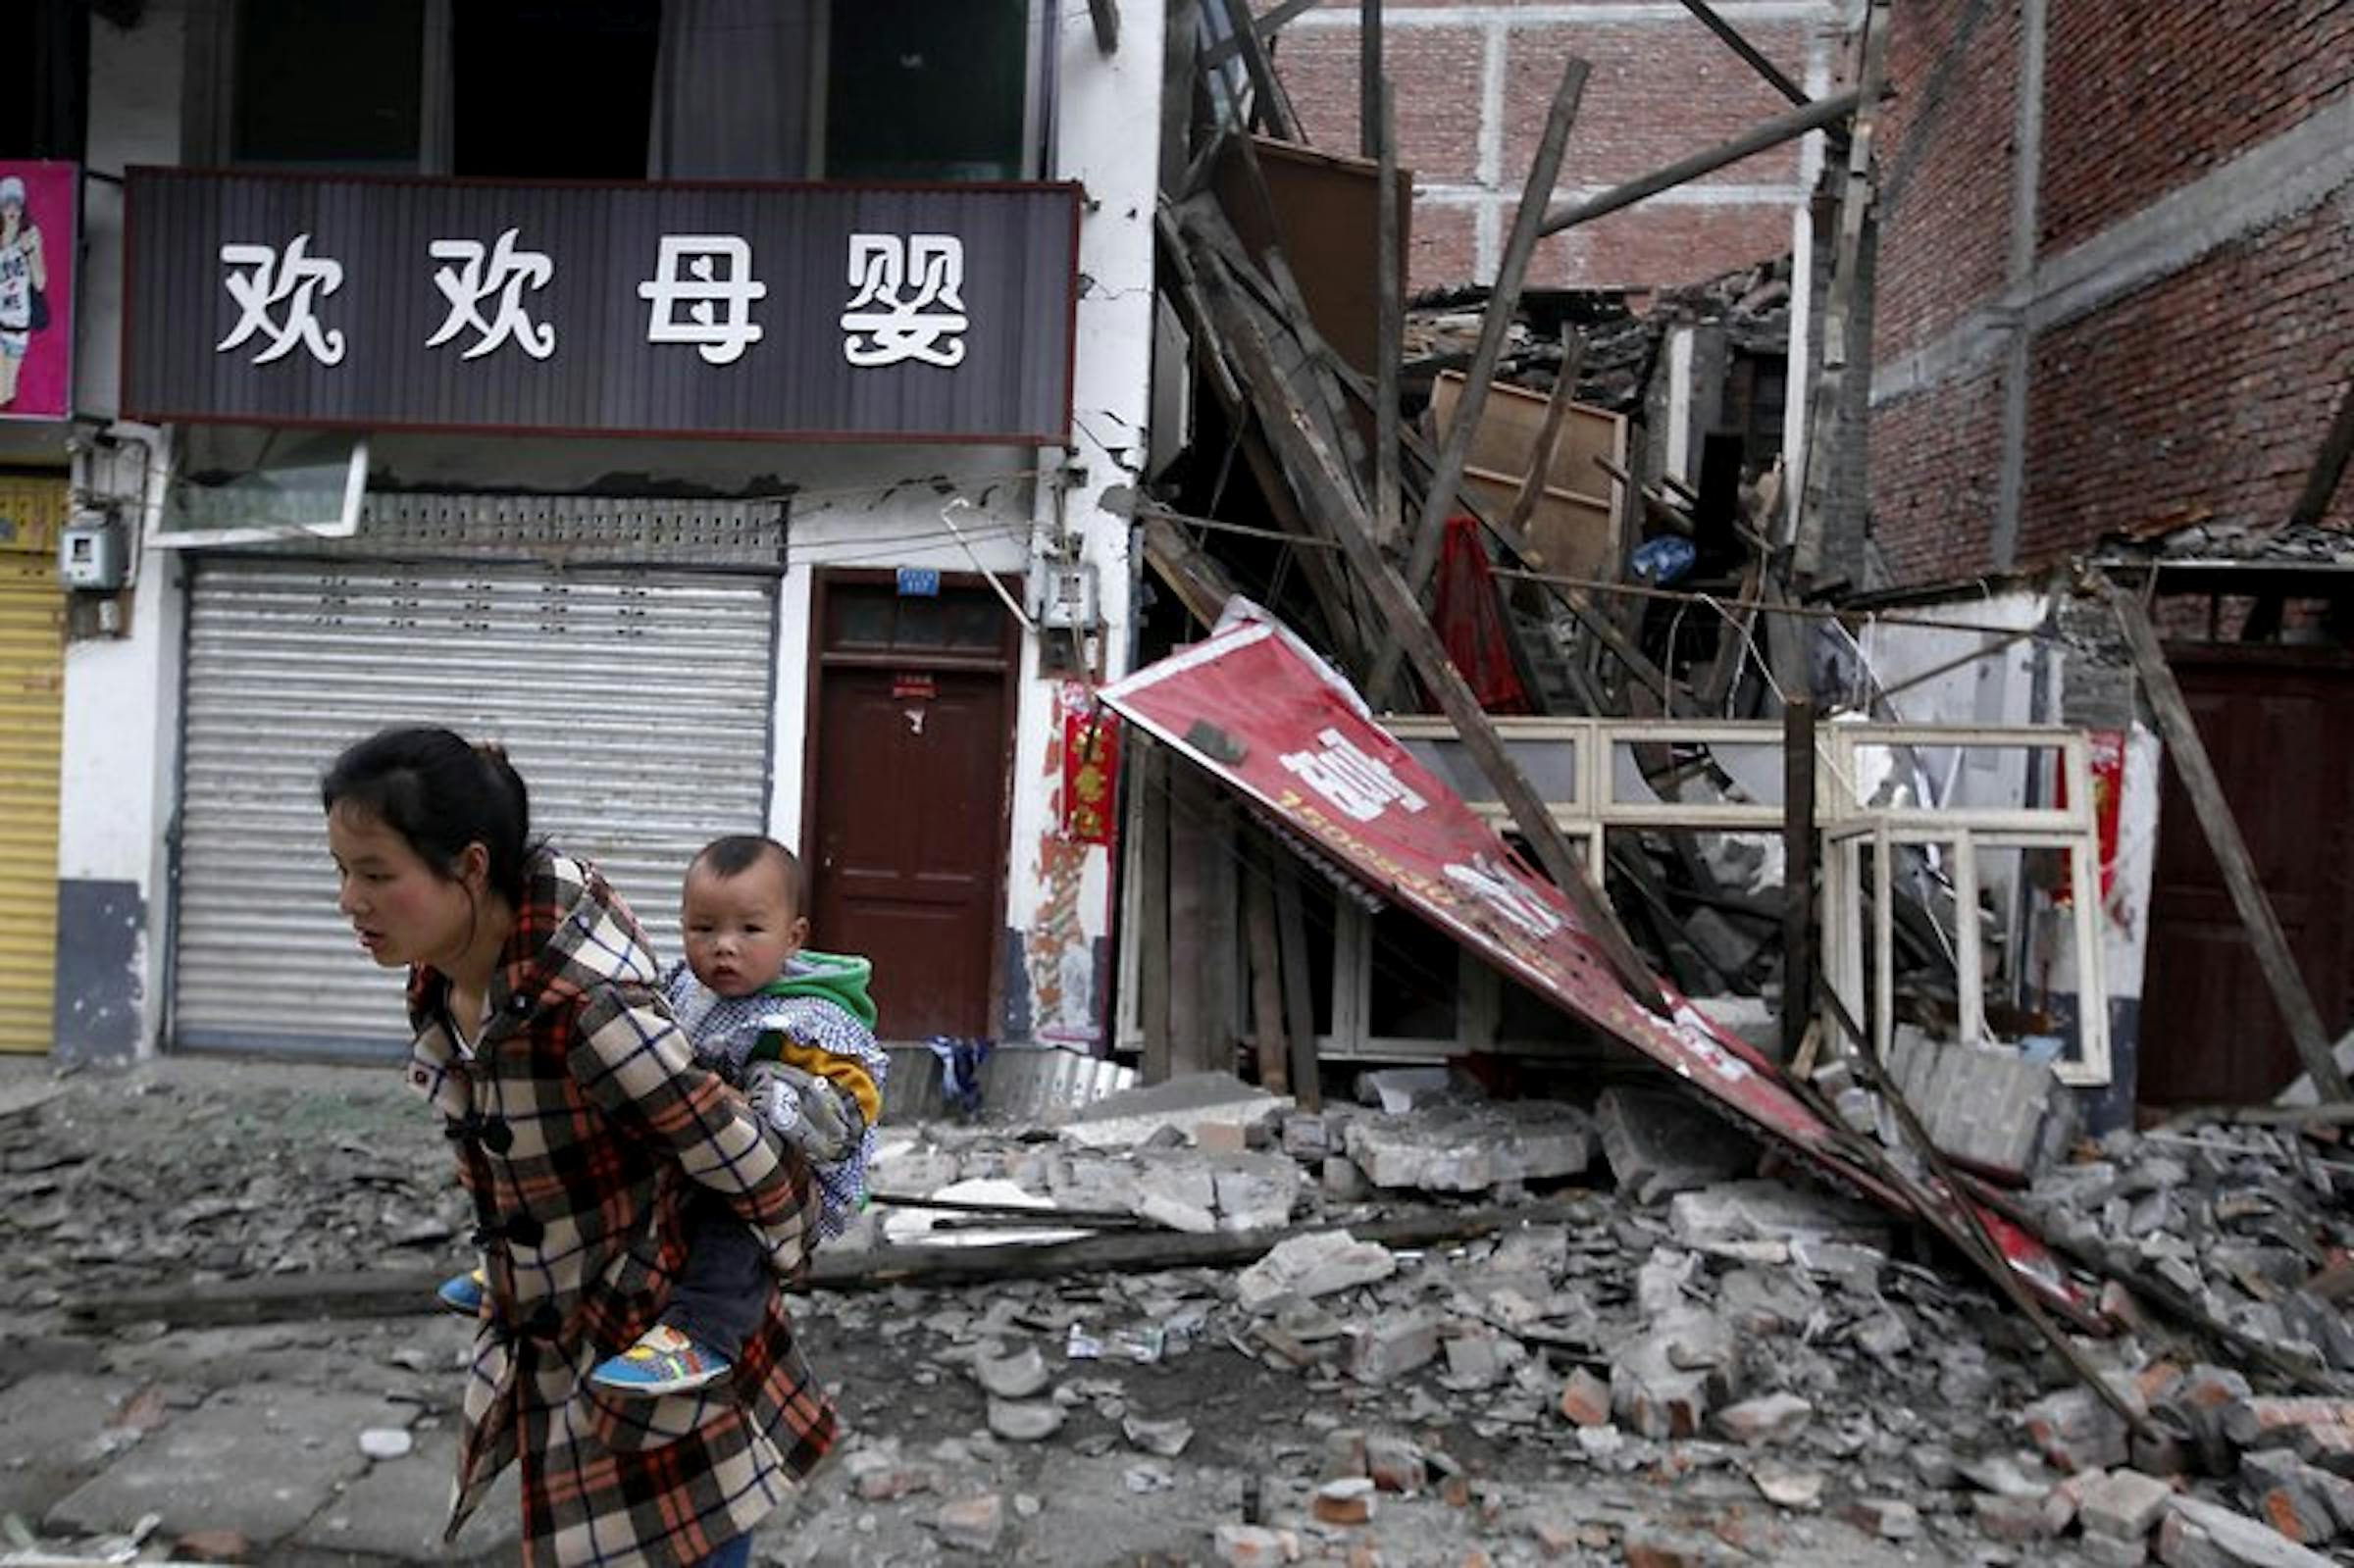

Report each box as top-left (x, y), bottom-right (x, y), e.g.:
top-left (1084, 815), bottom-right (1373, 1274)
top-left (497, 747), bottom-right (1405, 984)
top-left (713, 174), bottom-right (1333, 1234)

top-left (1593, 1087), bottom-right (1759, 1204)
top-left (1234, 1230), bottom-right (1399, 1312)
top-left (1343, 1100), bottom-right (1594, 1194)
top-left (1056, 1073), bottom-right (1292, 1150)
top-left (932, 1492), bottom-right (1005, 1553)
top-left (985, 1397), bottom-right (1065, 1443)
top-left (2020, 1123), bottom-right (2354, 1381)
top-left (20, 1058), bottom-right (2354, 1568)
top-left (1884, 1025), bottom-right (2073, 1183)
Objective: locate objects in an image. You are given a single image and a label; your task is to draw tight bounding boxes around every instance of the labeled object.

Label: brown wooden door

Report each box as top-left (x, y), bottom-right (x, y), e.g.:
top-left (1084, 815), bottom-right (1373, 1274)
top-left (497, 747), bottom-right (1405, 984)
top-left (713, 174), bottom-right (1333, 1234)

top-left (2140, 648), bottom-right (2354, 1106)
top-left (806, 580), bottom-right (1014, 1041)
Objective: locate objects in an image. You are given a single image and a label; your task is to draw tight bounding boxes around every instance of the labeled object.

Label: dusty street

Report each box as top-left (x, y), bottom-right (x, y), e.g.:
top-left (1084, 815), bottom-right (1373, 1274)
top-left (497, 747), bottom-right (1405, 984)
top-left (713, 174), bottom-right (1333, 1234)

top-left (7, 1055), bottom-right (2349, 1567)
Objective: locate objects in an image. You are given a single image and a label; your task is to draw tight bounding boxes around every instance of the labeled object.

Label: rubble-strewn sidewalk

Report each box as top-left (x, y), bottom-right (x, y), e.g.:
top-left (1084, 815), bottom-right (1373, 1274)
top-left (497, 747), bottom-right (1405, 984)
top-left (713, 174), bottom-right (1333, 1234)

top-left (5, 1058), bottom-right (2352, 1567)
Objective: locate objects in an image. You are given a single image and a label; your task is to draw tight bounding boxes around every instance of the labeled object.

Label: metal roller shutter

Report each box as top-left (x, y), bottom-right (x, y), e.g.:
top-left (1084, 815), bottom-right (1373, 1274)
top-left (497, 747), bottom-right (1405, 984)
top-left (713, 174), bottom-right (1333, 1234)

top-left (175, 555), bottom-right (778, 1055)
top-left (0, 552), bottom-right (65, 1054)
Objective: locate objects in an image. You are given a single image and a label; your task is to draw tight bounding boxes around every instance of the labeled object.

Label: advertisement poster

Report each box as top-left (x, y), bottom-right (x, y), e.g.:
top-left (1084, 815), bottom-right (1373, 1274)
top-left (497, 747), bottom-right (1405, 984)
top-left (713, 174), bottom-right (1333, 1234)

top-left (0, 161), bottom-right (77, 422)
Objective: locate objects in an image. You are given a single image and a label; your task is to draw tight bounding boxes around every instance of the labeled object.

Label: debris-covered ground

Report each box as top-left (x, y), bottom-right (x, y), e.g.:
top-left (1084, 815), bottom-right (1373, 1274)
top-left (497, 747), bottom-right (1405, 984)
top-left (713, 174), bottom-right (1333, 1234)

top-left (3, 1057), bottom-right (2352, 1567)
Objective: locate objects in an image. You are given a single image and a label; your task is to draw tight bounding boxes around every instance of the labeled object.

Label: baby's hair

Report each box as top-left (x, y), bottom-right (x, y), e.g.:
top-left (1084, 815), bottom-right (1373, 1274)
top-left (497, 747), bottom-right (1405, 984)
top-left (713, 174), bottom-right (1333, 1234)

top-left (692, 834), bottom-right (806, 910)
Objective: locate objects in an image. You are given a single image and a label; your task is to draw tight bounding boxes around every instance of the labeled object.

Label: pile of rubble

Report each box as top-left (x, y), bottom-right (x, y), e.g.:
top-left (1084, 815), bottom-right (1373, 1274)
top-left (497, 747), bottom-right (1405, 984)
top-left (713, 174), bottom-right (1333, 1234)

top-left (1403, 257), bottom-right (1796, 416)
top-left (833, 1071), bottom-right (2354, 1565)
top-left (0, 1073), bottom-right (462, 1314)
top-left (2019, 1120), bottom-right (2354, 1384)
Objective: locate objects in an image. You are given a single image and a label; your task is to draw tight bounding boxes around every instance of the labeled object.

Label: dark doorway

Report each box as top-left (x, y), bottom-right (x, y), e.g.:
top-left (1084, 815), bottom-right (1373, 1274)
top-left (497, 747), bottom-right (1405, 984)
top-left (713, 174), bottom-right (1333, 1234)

top-left (2140, 646), bottom-right (2354, 1105)
top-left (804, 576), bottom-right (1018, 1040)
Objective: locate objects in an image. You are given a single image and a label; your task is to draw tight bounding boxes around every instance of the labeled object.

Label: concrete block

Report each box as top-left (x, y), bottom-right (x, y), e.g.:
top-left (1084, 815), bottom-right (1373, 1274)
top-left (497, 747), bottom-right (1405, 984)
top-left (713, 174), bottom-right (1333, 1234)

top-left (1235, 1230), bottom-right (1398, 1312)
top-left (1347, 1312), bottom-right (1441, 1386)
top-left (2164, 1495), bottom-right (2340, 1566)
top-left (1667, 1179), bottom-right (1888, 1250)
top-left (2079, 1469), bottom-right (2177, 1540)
top-left (1594, 1087), bottom-right (1759, 1204)
top-left (2023, 1387), bottom-right (2133, 1474)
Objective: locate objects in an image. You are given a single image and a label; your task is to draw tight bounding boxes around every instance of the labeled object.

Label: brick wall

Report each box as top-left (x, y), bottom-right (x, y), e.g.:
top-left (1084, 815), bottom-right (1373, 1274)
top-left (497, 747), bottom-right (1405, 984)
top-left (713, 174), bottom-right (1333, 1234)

top-left (2019, 188), bottom-right (2354, 564)
top-left (1270, 4), bottom-right (1838, 292)
top-left (1867, 365), bottom-right (2005, 583)
top-left (1870, 0), bottom-right (2020, 362)
top-left (1866, 0), bottom-right (2354, 589)
top-left (2038, 0), bottom-right (2354, 256)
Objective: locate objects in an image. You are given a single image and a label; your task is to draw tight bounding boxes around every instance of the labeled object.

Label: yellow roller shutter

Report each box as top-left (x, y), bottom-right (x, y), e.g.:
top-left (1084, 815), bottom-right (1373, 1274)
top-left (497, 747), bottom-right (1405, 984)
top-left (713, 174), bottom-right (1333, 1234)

top-left (0, 481), bottom-right (65, 1055)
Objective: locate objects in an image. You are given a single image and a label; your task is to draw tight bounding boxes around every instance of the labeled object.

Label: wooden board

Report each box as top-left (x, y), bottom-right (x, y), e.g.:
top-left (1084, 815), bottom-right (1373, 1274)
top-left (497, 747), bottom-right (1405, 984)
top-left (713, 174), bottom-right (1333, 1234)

top-left (1432, 371), bottom-right (1627, 583)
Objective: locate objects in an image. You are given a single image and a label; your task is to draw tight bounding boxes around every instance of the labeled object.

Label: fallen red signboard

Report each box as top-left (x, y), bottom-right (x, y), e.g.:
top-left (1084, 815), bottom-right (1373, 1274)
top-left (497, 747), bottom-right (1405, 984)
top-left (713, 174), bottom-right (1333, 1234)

top-left (1101, 612), bottom-right (2090, 1316)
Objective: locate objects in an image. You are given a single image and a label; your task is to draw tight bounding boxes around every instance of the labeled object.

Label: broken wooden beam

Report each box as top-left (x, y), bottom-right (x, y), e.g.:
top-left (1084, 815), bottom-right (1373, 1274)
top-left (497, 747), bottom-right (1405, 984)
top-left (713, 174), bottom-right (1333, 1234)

top-left (1675, 0), bottom-right (1814, 111)
top-left (1374, 75), bottom-right (1405, 551)
top-left (1216, 0), bottom-right (1301, 141)
top-left (1538, 89), bottom-right (1861, 238)
top-left (1088, 0), bottom-right (1120, 54)
top-left (1208, 273), bottom-right (1669, 1013)
top-left (1203, 0), bottom-right (1322, 71)
top-left (1371, 56), bottom-right (1591, 708)
top-left (1791, 0), bottom-right (1892, 578)
top-left (2098, 571), bottom-right (2353, 1102)
top-left (69, 1202), bottom-right (1596, 1328)
top-left (2286, 372), bottom-right (2354, 532)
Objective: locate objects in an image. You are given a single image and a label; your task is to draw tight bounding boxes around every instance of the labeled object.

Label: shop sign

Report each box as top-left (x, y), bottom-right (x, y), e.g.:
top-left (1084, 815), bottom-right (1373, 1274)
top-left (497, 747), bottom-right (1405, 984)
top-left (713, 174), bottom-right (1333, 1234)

top-left (123, 168), bottom-right (1081, 443)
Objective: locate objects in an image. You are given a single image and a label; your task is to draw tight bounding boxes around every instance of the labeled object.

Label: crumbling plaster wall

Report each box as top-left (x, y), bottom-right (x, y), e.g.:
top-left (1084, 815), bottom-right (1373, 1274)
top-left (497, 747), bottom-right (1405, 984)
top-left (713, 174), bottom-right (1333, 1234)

top-left (1868, 0), bottom-right (2354, 588)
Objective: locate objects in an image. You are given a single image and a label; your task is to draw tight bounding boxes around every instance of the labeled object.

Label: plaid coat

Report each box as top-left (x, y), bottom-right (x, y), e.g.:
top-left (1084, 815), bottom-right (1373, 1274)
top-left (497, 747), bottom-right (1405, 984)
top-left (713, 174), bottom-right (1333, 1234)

top-left (402, 848), bottom-right (838, 1568)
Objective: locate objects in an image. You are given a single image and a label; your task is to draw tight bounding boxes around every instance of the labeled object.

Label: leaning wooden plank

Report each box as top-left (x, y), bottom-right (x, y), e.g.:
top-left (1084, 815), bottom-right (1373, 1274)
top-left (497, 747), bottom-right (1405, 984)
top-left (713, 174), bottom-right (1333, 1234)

top-left (1272, 850), bottom-right (1325, 1112)
top-left (1213, 280), bottom-right (1670, 1013)
top-left (1538, 90), bottom-right (1860, 238)
top-left (1244, 835), bottom-right (1294, 1095)
top-left (1374, 76), bottom-right (1406, 551)
top-left (2286, 373), bottom-right (2354, 531)
top-left (1792, 0), bottom-right (1890, 577)
top-left (1166, 764), bottom-right (1214, 1075)
top-left (1136, 737), bottom-right (1174, 1083)
top-left (1140, 512), bottom-right (1246, 631)
top-left (71, 1202), bottom-right (1596, 1327)
top-left (1216, 0), bottom-right (1301, 141)
top-left (1676, 0), bottom-right (1813, 108)
top-left (1503, 330), bottom-right (1587, 538)
top-left (2099, 572), bottom-right (2351, 1101)
top-left (1369, 57), bottom-right (1592, 709)
top-left (1202, 0), bottom-right (1323, 71)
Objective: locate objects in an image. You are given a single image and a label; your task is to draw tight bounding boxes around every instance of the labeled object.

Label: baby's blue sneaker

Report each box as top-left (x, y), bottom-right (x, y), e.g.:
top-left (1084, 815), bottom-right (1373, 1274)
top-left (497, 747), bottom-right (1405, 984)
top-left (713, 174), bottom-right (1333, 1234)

top-left (590, 1324), bottom-right (732, 1397)
top-left (435, 1267), bottom-right (486, 1316)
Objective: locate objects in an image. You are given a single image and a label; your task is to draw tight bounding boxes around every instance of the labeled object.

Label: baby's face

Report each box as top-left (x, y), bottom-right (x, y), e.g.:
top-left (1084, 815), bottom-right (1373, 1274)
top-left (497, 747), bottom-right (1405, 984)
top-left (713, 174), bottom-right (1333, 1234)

top-left (681, 859), bottom-right (808, 998)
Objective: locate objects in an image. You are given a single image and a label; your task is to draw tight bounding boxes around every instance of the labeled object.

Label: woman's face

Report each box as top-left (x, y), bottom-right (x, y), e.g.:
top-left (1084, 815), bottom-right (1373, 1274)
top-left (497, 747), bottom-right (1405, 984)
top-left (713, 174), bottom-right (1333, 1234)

top-left (327, 802), bottom-right (482, 972)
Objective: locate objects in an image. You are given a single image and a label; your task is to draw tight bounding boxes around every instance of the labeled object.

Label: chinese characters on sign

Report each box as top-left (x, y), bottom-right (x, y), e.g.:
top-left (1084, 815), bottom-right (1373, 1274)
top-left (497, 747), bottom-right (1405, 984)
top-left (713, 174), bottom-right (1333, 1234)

top-left (842, 233), bottom-right (969, 367)
top-left (219, 228), bottom-right (952, 371)
top-left (217, 234), bottom-right (346, 366)
top-left (125, 170), bottom-right (1081, 441)
top-left (428, 228), bottom-right (555, 361)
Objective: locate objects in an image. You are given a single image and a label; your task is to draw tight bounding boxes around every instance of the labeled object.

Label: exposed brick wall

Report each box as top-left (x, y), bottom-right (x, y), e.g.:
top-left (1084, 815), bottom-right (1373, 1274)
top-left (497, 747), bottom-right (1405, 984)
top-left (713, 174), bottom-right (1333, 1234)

top-left (1870, 0), bottom-right (2020, 362)
top-left (1269, 6), bottom-right (1835, 291)
top-left (1497, 22), bottom-right (1811, 189)
top-left (1867, 367), bottom-right (2006, 583)
top-left (1518, 198), bottom-right (1795, 290)
top-left (1867, 0), bottom-right (2354, 591)
top-left (2038, 0), bottom-right (2354, 257)
top-left (1279, 24), bottom-right (1485, 183)
top-left (2018, 189), bottom-right (2354, 565)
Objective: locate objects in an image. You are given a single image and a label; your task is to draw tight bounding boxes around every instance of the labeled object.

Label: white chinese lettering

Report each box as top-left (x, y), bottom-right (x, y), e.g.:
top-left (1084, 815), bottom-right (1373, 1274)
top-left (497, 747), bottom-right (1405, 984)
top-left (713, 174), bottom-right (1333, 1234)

top-left (427, 228), bottom-right (556, 360)
top-left (637, 235), bottom-right (765, 366)
top-left (842, 232), bottom-right (969, 368)
top-left (1278, 729), bottom-right (1428, 824)
top-left (217, 235), bottom-right (347, 366)
top-left (1443, 854), bottom-right (1565, 942)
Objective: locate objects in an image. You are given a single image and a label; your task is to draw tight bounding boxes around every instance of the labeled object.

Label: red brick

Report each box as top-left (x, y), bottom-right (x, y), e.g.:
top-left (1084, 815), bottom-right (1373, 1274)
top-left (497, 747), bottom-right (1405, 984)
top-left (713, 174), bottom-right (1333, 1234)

top-left (1499, 22), bottom-right (1817, 191)
top-left (1274, 25), bottom-right (1487, 184)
